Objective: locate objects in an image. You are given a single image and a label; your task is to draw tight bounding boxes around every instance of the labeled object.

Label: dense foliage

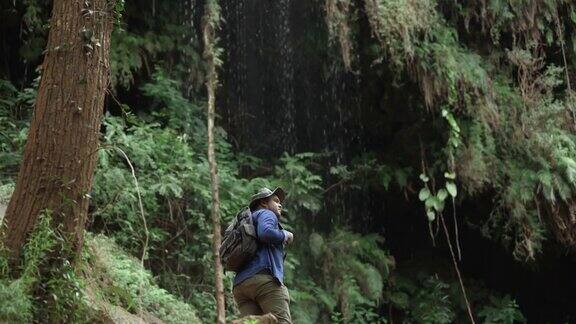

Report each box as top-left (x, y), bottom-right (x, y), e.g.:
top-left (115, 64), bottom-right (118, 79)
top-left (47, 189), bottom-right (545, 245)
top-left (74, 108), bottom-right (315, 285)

top-left (325, 0), bottom-right (576, 261)
top-left (2, 0), bottom-right (576, 322)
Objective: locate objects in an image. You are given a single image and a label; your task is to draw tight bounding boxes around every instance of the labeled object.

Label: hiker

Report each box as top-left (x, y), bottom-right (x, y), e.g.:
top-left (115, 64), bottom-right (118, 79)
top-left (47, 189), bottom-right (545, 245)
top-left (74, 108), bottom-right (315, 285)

top-left (232, 187), bottom-right (294, 324)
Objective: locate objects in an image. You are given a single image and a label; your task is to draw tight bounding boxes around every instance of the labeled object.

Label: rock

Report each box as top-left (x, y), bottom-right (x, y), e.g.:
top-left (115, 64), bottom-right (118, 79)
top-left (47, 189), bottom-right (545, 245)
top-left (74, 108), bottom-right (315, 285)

top-left (105, 305), bottom-right (147, 324)
top-left (138, 311), bottom-right (164, 324)
top-left (231, 313), bottom-right (278, 324)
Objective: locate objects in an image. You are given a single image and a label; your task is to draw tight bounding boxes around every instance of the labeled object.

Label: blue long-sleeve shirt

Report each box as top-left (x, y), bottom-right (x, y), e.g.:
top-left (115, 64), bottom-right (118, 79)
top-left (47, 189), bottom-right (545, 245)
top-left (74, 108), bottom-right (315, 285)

top-left (233, 208), bottom-right (286, 286)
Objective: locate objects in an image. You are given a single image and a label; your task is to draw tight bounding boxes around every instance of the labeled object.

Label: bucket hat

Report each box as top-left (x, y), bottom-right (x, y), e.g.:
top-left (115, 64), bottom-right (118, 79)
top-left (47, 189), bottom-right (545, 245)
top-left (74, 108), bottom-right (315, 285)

top-left (249, 187), bottom-right (286, 211)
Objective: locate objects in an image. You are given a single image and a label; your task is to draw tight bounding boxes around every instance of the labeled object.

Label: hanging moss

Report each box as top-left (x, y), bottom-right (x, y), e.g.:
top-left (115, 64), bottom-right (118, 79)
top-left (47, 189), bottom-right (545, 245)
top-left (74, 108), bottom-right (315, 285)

top-left (325, 0), bottom-right (355, 70)
top-left (325, 0), bottom-right (576, 260)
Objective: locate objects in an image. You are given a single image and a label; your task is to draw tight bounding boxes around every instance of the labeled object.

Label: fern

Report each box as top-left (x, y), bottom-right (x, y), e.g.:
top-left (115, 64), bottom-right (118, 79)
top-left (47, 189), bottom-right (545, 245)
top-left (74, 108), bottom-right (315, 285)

top-left (478, 295), bottom-right (526, 324)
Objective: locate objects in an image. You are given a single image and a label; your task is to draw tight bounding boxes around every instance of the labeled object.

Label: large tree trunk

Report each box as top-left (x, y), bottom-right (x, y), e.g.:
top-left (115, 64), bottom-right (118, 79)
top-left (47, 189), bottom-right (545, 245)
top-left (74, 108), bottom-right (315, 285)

top-left (2, 0), bottom-right (114, 263)
top-left (203, 0), bottom-right (226, 322)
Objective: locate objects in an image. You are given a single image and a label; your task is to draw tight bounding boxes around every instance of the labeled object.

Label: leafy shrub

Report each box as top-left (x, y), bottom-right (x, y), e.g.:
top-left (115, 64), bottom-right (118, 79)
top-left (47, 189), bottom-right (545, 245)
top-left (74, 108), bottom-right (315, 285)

top-left (287, 229), bottom-right (394, 323)
top-left (0, 79), bottom-right (35, 175)
top-left (0, 183), bottom-right (14, 205)
top-left (0, 279), bottom-right (33, 322)
top-left (0, 211), bottom-right (94, 322)
top-left (478, 295), bottom-right (525, 324)
top-left (409, 276), bottom-right (455, 323)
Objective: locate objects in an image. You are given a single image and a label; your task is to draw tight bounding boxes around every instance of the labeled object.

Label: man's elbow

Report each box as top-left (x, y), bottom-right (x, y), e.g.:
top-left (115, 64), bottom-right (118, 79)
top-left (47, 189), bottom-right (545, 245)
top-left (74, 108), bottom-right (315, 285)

top-left (259, 230), bottom-right (282, 243)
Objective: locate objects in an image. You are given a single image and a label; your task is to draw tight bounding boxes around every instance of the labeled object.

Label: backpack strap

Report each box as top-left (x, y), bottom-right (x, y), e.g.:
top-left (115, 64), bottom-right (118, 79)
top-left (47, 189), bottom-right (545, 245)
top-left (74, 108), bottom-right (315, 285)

top-left (251, 209), bottom-right (267, 240)
top-left (251, 209), bottom-right (262, 227)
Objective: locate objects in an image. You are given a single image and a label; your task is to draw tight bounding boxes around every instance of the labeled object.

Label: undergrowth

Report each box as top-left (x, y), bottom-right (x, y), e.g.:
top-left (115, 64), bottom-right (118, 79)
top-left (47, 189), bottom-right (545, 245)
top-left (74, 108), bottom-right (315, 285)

top-left (86, 233), bottom-right (201, 323)
top-left (0, 212), bottom-right (93, 323)
top-left (0, 216), bottom-right (202, 323)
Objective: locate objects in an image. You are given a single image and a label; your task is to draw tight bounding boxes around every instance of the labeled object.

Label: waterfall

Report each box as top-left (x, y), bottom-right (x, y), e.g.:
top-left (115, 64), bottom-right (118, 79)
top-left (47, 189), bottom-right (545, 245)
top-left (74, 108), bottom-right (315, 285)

top-left (219, 1), bottom-right (362, 159)
top-left (274, 0), bottom-right (296, 154)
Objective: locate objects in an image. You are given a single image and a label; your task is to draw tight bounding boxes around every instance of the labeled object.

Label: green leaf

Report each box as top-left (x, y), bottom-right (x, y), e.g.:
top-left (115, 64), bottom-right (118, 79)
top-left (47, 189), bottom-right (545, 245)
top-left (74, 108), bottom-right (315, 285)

top-left (545, 29), bottom-right (554, 45)
top-left (446, 182), bottom-right (457, 197)
top-left (419, 188), bottom-right (431, 201)
top-left (432, 197), bottom-right (445, 212)
top-left (425, 197), bottom-right (435, 209)
top-left (427, 210), bottom-right (436, 221)
top-left (395, 168), bottom-right (410, 188)
top-left (445, 114), bottom-right (461, 133)
top-left (419, 173), bottom-right (429, 183)
top-left (444, 172), bottom-right (456, 179)
top-left (437, 189), bottom-right (448, 201)
top-left (389, 291), bottom-right (409, 309)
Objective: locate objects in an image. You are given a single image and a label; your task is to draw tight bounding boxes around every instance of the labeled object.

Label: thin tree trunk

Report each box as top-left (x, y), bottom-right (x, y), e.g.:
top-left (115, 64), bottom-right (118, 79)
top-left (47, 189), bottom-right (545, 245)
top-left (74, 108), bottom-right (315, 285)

top-left (203, 0), bottom-right (226, 322)
top-left (2, 0), bottom-right (114, 263)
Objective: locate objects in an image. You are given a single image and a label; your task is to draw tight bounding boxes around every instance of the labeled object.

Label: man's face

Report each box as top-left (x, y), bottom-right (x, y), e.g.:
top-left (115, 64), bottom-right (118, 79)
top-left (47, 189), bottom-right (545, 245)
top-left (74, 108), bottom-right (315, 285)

top-left (262, 195), bottom-right (282, 217)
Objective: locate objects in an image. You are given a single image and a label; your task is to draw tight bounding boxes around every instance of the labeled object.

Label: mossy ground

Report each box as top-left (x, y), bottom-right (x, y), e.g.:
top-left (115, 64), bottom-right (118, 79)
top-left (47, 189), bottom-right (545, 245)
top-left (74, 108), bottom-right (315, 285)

top-left (0, 232), bottom-right (202, 323)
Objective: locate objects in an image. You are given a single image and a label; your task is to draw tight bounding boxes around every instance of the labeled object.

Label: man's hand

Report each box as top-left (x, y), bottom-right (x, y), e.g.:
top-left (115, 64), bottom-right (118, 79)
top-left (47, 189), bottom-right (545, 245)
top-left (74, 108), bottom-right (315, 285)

top-left (282, 230), bottom-right (294, 244)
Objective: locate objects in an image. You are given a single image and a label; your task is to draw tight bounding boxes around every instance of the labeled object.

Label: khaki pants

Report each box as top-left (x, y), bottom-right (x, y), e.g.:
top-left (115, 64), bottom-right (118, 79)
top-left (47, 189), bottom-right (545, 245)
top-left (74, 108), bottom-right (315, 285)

top-left (233, 274), bottom-right (292, 324)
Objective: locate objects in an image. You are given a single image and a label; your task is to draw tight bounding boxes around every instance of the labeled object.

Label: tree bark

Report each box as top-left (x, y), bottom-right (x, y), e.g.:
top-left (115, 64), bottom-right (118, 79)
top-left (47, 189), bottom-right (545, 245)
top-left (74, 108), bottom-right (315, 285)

top-left (2, 0), bottom-right (114, 263)
top-left (203, 0), bottom-right (226, 322)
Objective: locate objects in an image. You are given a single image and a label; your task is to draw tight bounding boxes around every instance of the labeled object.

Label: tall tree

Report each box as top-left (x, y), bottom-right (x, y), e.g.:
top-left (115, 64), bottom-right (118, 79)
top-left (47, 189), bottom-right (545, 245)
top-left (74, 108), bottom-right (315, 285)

top-left (2, 0), bottom-right (114, 263)
top-left (203, 0), bottom-right (226, 322)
